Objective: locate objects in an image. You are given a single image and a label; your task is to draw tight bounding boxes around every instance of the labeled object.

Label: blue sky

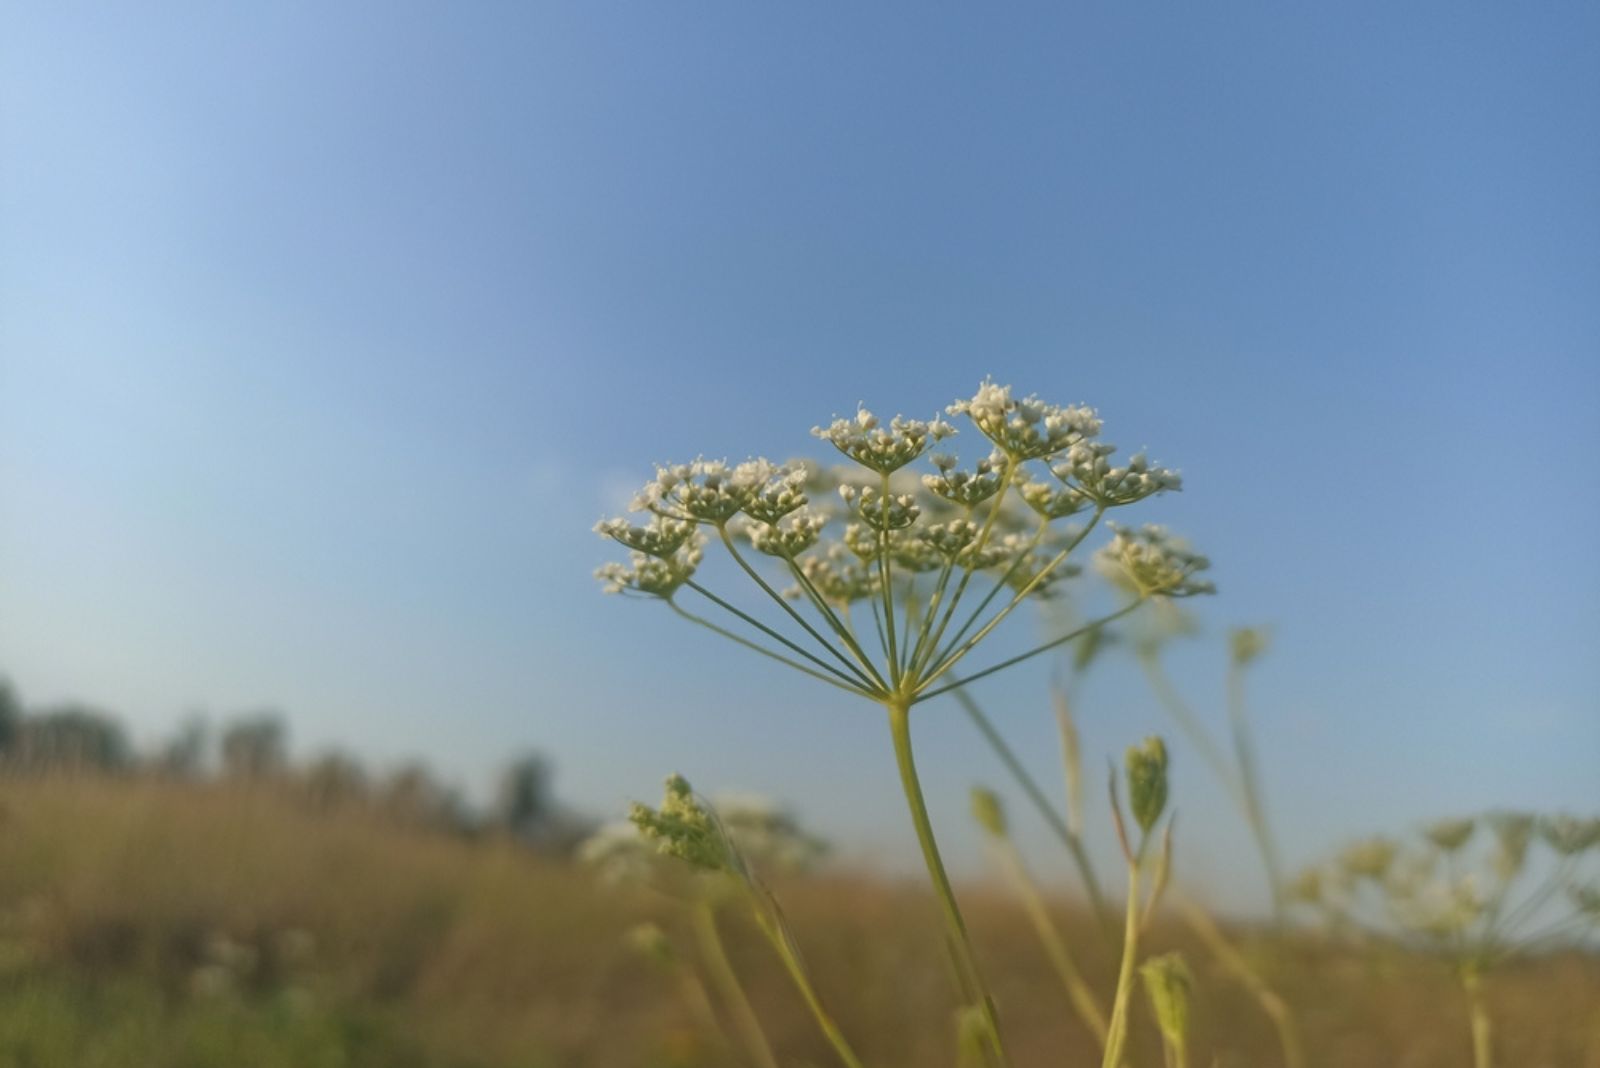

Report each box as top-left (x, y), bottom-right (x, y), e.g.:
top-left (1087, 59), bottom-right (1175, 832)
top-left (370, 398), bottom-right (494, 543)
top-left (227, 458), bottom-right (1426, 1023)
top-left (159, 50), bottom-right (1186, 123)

top-left (2, 4), bottom-right (1596, 906)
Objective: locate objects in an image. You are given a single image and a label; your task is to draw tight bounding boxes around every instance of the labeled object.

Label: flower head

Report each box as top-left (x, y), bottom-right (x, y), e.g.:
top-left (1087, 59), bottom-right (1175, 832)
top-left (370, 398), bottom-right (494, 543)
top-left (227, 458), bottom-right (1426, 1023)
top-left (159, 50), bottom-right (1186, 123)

top-left (1096, 524), bottom-right (1214, 598)
top-left (635, 458), bottom-right (770, 523)
top-left (630, 773), bottom-right (733, 873)
top-left (949, 380), bottom-right (1100, 460)
top-left (813, 406), bottom-right (953, 473)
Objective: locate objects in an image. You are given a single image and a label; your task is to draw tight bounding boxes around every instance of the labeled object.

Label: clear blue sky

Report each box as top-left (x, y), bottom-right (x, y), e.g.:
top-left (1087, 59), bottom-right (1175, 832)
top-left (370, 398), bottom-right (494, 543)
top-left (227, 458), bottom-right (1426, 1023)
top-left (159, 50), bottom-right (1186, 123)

top-left (3, 4), bottom-right (1596, 905)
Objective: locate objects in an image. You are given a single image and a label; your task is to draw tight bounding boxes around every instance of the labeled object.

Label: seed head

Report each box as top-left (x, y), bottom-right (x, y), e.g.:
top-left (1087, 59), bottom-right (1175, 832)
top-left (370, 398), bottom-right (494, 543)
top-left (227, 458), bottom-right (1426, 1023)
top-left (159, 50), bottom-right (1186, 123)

top-left (1487, 811), bottom-right (1536, 877)
top-left (1126, 736), bottom-right (1170, 835)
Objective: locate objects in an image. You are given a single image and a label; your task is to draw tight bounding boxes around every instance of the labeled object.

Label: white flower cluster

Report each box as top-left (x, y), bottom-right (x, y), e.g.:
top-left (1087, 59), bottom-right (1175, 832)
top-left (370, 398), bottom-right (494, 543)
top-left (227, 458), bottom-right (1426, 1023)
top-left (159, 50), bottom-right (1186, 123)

top-left (1095, 524), bottom-right (1214, 598)
top-left (744, 511), bottom-right (827, 558)
top-left (947, 379), bottom-right (1101, 461)
top-left (594, 535), bottom-right (706, 597)
top-left (1052, 444), bottom-right (1181, 507)
top-left (812, 407), bottom-right (954, 473)
top-left (634, 458), bottom-right (771, 523)
top-left (922, 450), bottom-right (1007, 506)
top-left (838, 484), bottom-right (921, 531)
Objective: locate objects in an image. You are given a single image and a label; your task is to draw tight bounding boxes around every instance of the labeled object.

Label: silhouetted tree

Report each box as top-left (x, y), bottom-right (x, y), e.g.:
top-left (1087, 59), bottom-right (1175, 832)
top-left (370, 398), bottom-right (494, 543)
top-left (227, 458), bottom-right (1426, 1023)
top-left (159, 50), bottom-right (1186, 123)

top-left (220, 714), bottom-right (287, 780)
top-left (494, 752), bottom-right (553, 838)
top-left (11, 704), bottom-right (130, 773)
top-left (153, 716), bottom-right (210, 779)
top-left (302, 750), bottom-right (369, 809)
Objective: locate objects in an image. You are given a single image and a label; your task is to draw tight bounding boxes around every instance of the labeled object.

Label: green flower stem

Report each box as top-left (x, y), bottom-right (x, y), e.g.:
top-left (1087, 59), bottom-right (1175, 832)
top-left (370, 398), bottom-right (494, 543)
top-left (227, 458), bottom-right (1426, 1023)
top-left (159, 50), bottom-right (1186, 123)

top-left (1180, 902), bottom-right (1306, 1068)
top-left (924, 508), bottom-right (1105, 684)
top-left (1227, 659), bottom-right (1287, 926)
top-left (886, 697), bottom-right (1012, 1068)
top-left (951, 685), bottom-right (1111, 932)
top-left (1100, 857), bottom-right (1143, 1068)
top-left (752, 910), bottom-right (870, 1068)
top-left (905, 504), bottom-right (973, 675)
top-left (783, 552), bottom-right (890, 692)
top-left (1141, 650), bottom-right (1289, 926)
top-left (691, 900), bottom-right (781, 1068)
top-left (914, 459), bottom-right (1019, 674)
top-left (1462, 965), bottom-right (1493, 1068)
top-left (677, 589), bottom-right (872, 696)
top-left (917, 600), bottom-right (1144, 702)
top-left (878, 473), bottom-right (902, 686)
top-left (717, 525), bottom-right (887, 690)
top-left (996, 838), bottom-right (1108, 1046)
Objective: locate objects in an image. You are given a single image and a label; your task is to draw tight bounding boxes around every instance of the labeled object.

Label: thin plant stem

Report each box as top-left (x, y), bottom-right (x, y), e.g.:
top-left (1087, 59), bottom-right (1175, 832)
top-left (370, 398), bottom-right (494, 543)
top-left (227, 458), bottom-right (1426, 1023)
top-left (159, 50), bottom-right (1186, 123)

top-left (951, 684), bottom-right (1111, 931)
top-left (886, 697), bottom-right (1013, 1068)
top-left (878, 474), bottom-right (902, 686)
top-left (782, 555), bottom-right (890, 691)
top-left (718, 525), bottom-right (887, 689)
top-left (691, 900), bottom-right (781, 1068)
top-left (996, 839), bottom-right (1109, 1046)
top-left (1227, 659), bottom-right (1287, 925)
top-left (917, 601), bottom-right (1144, 701)
top-left (751, 909), bottom-right (870, 1068)
top-left (915, 459), bottom-right (1019, 674)
top-left (929, 508), bottom-right (1104, 678)
top-left (1101, 856), bottom-right (1143, 1068)
top-left (672, 598), bottom-right (872, 697)
top-left (1180, 902), bottom-right (1306, 1068)
top-left (1462, 965), bottom-right (1493, 1068)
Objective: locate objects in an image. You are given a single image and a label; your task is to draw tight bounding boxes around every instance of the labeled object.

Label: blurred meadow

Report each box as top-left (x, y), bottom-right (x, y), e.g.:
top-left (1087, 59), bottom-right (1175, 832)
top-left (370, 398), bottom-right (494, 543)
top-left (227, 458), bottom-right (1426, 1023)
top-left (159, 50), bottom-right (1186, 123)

top-left (3, 3), bottom-right (1599, 1067)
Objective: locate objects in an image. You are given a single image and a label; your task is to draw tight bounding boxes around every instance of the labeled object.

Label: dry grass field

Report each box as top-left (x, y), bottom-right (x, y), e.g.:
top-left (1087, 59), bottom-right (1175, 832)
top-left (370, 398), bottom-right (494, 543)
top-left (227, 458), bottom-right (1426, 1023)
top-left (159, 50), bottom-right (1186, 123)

top-left (0, 777), bottom-right (1596, 1068)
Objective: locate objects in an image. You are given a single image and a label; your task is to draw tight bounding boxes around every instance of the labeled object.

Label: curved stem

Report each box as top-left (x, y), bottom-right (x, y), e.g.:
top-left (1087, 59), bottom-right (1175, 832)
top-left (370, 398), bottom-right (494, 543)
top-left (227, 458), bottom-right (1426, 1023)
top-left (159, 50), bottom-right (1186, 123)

top-left (752, 910), bottom-right (871, 1068)
top-left (691, 900), bottom-right (781, 1068)
top-left (1180, 902), bottom-right (1306, 1068)
top-left (886, 698), bottom-right (1012, 1067)
top-left (998, 840), bottom-right (1108, 1046)
top-left (1227, 660), bottom-right (1287, 926)
top-left (1101, 857), bottom-right (1143, 1068)
top-left (952, 685), bottom-right (1111, 932)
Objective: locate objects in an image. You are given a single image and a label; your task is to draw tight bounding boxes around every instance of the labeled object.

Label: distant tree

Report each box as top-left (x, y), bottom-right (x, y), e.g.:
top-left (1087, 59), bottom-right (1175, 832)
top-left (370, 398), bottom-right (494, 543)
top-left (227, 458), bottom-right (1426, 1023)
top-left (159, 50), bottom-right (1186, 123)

top-left (380, 762), bottom-right (464, 831)
top-left (11, 704), bottom-right (130, 774)
top-left (494, 752), bottom-right (553, 839)
top-left (0, 678), bottom-right (20, 757)
top-left (152, 716), bottom-right (210, 779)
top-left (302, 750), bottom-right (369, 809)
top-left (220, 714), bottom-right (287, 780)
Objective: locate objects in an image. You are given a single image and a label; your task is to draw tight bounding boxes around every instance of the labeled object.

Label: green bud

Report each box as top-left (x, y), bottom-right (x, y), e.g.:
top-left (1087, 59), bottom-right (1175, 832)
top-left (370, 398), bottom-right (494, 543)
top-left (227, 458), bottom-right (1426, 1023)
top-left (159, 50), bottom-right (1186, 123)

top-left (969, 786), bottom-right (1008, 839)
top-left (1125, 736), bottom-right (1170, 835)
top-left (1229, 626), bottom-right (1269, 667)
top-left (629, 774), bottom-right (731, 873)
top-left (625, 922), bottom-right (676, 967)
top-left (1139, 953), bottom-right (1194, 1051)
top-left (1424, 817), bottom-right (1475, 853)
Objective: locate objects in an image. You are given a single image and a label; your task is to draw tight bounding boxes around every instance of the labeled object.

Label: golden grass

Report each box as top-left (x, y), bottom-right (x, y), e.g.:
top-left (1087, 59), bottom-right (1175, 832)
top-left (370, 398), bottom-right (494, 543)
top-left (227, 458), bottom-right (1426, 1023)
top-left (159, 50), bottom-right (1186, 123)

top-left (0, 777), bottom-right (1596, 1067)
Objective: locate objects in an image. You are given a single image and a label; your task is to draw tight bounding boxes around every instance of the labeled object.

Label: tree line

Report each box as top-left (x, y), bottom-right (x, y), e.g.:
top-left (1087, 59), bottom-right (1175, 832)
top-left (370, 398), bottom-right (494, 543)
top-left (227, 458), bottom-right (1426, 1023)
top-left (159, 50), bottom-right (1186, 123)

top-left (0, 676), bottom-right (593, 853)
